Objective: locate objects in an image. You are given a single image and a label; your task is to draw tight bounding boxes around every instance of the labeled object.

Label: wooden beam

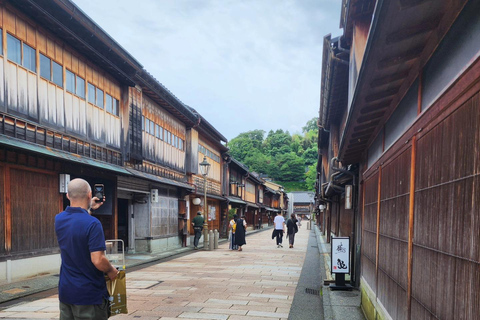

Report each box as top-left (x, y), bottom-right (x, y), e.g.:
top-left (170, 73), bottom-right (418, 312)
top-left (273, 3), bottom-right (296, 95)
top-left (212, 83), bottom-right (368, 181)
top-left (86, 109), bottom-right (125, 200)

top-left (417, 73), bottom-right (423, 114)
top-left (353, 120), bottom-right (381, 132)
top-left (4, 165), bottom-right (11, 253)
top-left (357, 111), bottom-right (386, 123)
top-left (407, 136), bottom-right (417, 320)
top-left (377, 46), bottom-right (424, 69)
top-left (365, 88), bottom-right (400, 103)
top-left (370, 72), bottom-right (410, 88)
top-left (386, 18), bottom-right (440, 45)
top-left (399, 0), bottom-right (435, 10)
top-left (375, 166), bottom-right (382, 296)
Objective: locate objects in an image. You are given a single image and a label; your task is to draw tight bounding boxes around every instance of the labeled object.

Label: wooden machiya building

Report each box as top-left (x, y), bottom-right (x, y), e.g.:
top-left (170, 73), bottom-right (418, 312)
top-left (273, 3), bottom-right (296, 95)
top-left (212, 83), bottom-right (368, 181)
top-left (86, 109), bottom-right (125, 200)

top-left (224, 156), bottom-right (248, 227)
top-left (223, 157), bottom-right (261, 230)
top-left (185, 111), bottom-right (228, 238)
top-left (0, 0), bottom-right (217, 282)
top-left (317, 0), bottom-right (480, 319)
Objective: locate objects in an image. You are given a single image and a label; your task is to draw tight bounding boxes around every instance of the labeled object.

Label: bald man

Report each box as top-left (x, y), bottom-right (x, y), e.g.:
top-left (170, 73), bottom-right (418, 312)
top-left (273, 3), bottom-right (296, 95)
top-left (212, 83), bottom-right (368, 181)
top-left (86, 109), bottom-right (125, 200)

top-left (55, 178), bottom-right (118, 320)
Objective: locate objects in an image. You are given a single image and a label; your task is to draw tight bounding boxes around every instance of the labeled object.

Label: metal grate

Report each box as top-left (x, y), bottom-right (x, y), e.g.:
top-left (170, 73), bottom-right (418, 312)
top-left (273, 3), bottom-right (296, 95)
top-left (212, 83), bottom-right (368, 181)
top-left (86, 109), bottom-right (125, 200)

top-left (305, 288), bottom-right (320, 296)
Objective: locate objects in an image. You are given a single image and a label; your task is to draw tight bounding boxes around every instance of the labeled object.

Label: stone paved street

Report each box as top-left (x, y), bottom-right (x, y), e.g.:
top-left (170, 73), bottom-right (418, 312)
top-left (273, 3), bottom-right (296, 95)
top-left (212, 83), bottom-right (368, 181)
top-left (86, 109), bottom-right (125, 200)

top-left (0, 227), bottom-right (310, 320)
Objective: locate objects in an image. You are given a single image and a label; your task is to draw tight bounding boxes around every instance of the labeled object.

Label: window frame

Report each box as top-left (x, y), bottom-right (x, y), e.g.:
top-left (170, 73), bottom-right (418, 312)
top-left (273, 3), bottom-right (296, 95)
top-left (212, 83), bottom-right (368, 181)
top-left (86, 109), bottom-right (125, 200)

top-left (22, 42), bottom-right (36, 72)
top-left (39, 53), bottom-right (51, 80)
top-left (66, 69), bottom-right (75, 94)
top-left (76, 75), bottom-right (85, 99)
top-left (6, 33), bottom-right (21, 65)
top-left (52, 60), bottom-right (63, 88)
top-left (87, 82), bottom-right (96, 105)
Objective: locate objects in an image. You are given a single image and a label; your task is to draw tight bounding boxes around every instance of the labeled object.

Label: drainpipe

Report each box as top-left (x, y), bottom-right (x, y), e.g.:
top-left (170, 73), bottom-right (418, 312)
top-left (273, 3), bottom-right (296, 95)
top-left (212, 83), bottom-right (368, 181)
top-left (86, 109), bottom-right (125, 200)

top-left (330, 156), bottom-right (357, 286)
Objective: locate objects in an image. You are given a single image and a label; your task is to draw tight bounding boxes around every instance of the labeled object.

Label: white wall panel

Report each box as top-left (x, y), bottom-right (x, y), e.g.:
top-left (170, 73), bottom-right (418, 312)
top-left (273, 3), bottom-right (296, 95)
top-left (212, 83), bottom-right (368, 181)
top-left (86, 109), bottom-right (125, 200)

top-left (38, 79), bottom-right (48, 122)
top-left (0, 57), bottom-right (5, 109)
top-left (79, 100), bottom-right (86, 135)
top-left (27, 72), bottom-right (37, 119)
top-left (55, 87), bottom-right (64, 127)
top-left (64, 92), bottom-right (73, 131)
top-left (17, 68), bottom-right (27, 115)
top-left (47, 84), bottom-right (56, 125)
top-left (72, 97), bottom-right (80, 133)
top-left (6, 63), bottom-right (17, 111)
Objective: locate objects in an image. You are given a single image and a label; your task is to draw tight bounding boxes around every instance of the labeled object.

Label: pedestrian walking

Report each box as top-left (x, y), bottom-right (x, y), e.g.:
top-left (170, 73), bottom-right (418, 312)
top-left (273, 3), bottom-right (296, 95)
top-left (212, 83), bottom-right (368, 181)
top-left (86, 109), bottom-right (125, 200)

top-left (229, 214), bottom-right (238, 250)
top-left (286, 214), bottom-right (299, 248)
top-left (272, 211), bottom-right (286, 248)
top-left (192, 211), bottom-right (204, 249)
top-left (235, 215), bottom-right (247, 251)
top-left (55, 178), bottom-right (118, 320)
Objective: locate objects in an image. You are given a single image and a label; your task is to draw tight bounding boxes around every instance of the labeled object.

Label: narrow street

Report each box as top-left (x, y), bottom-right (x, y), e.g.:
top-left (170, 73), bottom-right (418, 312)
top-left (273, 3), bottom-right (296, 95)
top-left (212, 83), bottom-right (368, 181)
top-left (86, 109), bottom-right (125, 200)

top-left (0, 227), bottom-right (314, 320)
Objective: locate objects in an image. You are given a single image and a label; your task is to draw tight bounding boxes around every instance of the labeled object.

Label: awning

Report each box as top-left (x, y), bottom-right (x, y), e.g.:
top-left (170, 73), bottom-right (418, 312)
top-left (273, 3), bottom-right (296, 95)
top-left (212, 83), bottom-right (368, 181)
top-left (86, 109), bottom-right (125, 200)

top-left (226, 197), bottom-right (247, 205)
top-left (126, 168), bottom-right (194, 190)
top-left (245, 202), bottom-right (259, 209)
top-left (0, 135), bottom-right (130, 175)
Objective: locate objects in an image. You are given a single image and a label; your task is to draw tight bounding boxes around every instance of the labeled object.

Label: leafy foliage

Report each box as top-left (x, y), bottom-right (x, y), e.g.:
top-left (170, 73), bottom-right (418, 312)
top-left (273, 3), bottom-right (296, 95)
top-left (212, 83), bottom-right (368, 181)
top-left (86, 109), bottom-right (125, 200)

top-left (305, 164), bottom-right (317, 191)
top-left (228, 117), bottom-right (319, 187)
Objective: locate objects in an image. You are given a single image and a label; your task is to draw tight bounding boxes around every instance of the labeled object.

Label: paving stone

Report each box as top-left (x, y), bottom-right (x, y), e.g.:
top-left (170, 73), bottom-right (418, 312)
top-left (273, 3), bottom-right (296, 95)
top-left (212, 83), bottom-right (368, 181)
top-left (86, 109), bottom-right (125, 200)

top-left (247, 310), bottom-right (289, 318)
top-left (179, 311), bottom-right (228, 319)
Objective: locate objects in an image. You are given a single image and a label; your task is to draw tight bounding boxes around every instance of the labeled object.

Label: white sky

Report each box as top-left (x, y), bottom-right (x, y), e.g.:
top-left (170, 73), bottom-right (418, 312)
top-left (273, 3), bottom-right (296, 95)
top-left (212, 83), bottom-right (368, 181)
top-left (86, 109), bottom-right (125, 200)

top-left (72, 0), bottom-right (342, 141)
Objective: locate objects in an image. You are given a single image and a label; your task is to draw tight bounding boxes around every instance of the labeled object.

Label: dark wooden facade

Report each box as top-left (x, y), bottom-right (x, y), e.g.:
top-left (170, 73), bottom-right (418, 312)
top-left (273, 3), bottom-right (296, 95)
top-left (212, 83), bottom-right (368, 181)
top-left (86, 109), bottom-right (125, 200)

top-left (318, 0), bottom-right (478, 319)
top-left (0, 0), bottom-right (227, 279)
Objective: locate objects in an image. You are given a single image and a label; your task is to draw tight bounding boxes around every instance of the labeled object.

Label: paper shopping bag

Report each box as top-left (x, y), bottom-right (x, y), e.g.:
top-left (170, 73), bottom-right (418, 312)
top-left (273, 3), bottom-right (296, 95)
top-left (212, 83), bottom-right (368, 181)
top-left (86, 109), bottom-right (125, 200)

top-left (105, 270), bottom-right (128, 316)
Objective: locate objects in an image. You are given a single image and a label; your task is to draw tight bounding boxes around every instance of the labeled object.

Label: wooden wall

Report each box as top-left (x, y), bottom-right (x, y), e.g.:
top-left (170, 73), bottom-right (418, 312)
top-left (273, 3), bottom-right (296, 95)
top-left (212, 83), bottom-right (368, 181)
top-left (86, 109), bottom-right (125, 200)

top-left (198, 138), bottom-right (221, 182)
top-left (361, 60), bottom-right (480, 320)
top-left (245, 180), bottom-right (255, 203)
top-left (0, 157), bottom-right (62, 255)
top-left (1, 5), bottom-right (122, 149)
top-left (142, 95), bottom-right (186, 171)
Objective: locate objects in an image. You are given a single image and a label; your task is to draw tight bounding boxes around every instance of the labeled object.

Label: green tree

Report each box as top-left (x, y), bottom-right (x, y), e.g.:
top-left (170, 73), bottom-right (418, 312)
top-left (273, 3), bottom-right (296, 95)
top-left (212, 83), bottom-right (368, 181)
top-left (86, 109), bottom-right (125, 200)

top-left (274, 152), bottom-right (305, 181)
top-left (305, 164), bottom-right (317, 191)
top-left (244, 151), bottom-right (274, 176)
top-left (302, 147), bottom-right (318, 166)
top-left (228, 137), bottom-right (255, 162)
top-left (302, 117), bottom-right (318, 133)
top-left (291, 134), bottom-right (304, 156)
top-left (264, 129), bottom-right (292, 157)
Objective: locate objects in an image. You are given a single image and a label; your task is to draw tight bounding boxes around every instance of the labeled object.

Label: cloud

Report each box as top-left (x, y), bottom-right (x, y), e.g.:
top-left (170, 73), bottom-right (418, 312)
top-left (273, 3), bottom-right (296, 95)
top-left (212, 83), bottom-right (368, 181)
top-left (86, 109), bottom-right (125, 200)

top-left (73, 0), bottom-right (342, 140)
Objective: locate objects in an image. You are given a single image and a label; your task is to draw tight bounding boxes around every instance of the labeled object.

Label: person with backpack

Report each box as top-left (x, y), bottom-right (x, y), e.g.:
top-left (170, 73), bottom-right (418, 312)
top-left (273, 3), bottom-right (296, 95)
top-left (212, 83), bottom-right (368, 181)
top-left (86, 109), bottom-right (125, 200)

top-left (229, 214), bottom-right (238, 250)
top-left (286, 213), bottom-right (299, 248)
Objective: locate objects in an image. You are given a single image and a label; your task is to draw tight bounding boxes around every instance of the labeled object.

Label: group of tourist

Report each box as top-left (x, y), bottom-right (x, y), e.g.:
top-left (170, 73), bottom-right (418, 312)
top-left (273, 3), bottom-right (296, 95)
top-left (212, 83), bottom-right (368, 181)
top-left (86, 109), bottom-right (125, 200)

top-left (228, 211), bottom-right (299, 251)
top-left (228, 214), bottom-right (247, 251)
top-left (272, 211), bottom-right (299, 248)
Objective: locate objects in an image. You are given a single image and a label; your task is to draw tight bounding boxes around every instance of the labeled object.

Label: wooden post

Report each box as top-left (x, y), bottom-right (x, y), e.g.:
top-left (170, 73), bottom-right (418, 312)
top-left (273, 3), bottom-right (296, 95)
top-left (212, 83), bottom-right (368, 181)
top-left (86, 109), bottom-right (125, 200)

top-left (375, 166), bottom-right (382, 295)
top-left (407, 136), bottom-right (417, 320)
top-left (4, 166), bottom-right (11, 253)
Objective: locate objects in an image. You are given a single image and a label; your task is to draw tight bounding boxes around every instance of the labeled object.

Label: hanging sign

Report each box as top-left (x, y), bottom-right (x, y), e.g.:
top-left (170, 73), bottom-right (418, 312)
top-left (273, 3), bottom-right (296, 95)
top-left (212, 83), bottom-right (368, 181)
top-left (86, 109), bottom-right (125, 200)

top-left (331, 237), bottom-right (350, 274)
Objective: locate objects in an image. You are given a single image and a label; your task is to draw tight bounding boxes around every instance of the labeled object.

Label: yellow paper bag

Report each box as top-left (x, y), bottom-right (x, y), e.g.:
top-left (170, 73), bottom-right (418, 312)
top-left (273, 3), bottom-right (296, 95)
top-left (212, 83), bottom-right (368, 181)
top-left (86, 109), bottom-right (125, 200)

top-left (105, 270), bottom-right (128, 316)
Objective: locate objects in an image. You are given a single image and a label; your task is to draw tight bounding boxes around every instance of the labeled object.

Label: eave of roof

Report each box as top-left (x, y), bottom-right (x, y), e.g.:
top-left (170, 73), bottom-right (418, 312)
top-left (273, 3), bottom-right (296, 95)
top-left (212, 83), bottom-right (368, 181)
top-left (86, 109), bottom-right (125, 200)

top-left (319, 35), bottom-right (349, 130)
top-left (13, 0), bottom-right (142, 86)
top-left (135, 70), bottom-right (198, 127)
top-left (339, 0), bottom-right (468, 164)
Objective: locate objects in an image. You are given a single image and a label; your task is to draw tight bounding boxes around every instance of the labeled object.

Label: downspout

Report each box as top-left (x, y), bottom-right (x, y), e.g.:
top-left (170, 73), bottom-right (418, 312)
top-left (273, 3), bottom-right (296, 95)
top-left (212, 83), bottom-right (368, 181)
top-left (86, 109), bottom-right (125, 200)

top-left (330, 156), bottom-right (357, 286)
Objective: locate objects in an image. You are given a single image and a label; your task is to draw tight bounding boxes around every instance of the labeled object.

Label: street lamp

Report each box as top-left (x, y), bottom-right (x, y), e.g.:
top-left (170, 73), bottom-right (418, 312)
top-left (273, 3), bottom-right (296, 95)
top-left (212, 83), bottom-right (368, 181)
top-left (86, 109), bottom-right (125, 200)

top-left (199, 156), bottom-right (211, 249)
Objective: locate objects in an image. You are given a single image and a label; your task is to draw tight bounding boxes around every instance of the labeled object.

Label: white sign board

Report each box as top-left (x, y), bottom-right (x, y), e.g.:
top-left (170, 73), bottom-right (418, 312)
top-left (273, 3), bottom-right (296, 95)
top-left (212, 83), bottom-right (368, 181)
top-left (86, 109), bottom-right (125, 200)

top-left (331, 237), bottom-right (350, 274)
top-left (345, 185), bottom-right (352, 209)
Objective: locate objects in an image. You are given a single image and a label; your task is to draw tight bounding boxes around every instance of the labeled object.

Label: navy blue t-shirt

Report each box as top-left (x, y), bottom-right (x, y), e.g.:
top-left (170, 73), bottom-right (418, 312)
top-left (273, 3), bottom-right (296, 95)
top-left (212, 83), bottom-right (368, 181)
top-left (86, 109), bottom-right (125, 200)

top-left (55, 206), bottom-right (108, 305)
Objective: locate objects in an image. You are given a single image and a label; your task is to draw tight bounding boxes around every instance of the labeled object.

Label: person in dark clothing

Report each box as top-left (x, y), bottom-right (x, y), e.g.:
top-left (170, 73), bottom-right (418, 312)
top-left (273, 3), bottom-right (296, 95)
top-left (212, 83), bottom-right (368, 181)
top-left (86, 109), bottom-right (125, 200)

top-left (235, 215), bottom-right (247, 251)
top-left (192, 211), bottom-right (204, 249)
top-left (286, 214), bottom-right (299, 248)
top-left (229, 214), bottom-right (238, 250)
top-left (55, 178), bottom-right (118, 320)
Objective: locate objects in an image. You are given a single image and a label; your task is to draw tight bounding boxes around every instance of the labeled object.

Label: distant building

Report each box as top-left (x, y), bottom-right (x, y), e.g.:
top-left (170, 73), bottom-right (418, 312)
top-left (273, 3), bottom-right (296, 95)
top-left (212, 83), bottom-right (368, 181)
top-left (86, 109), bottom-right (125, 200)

top-left (290, 191), bottom-right (314, 219)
